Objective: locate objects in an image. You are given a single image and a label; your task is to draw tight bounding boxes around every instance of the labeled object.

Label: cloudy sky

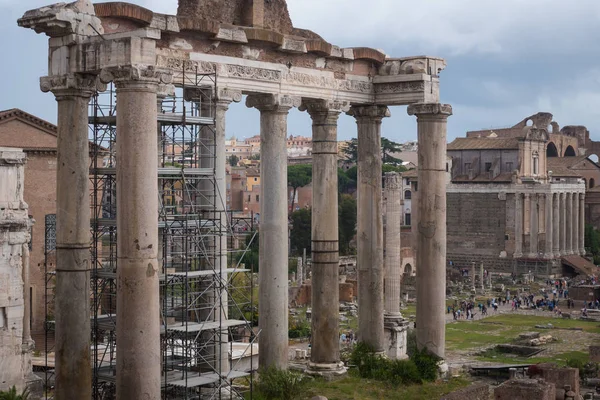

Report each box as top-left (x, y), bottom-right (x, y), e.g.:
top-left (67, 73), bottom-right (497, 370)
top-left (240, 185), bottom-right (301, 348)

top-left (5, 0), bottom-right (600, 143)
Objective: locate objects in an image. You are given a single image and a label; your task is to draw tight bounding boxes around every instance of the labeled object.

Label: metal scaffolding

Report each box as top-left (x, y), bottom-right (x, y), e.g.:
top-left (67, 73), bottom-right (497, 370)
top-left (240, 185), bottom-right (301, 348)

top-left (33, 66), bottom-right (258, 400)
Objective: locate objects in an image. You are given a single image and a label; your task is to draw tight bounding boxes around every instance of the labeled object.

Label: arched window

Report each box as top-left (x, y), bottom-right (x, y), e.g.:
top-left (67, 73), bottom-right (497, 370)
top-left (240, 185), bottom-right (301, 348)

top-left (564, 145), bottom-right (576, 157)
top-left (546, 142), bottom-right (558, 157)
top-left (591, 178), bottom-right (596, 189)
top-left (404, 190), bottom-right (412, 199)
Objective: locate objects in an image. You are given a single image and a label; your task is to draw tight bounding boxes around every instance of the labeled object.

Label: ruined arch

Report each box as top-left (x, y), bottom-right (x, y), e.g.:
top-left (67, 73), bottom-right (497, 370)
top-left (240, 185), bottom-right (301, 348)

top-left (546, 142), bottom-right (558, 157)
top-left (564, 145), bottom-right (576, 157)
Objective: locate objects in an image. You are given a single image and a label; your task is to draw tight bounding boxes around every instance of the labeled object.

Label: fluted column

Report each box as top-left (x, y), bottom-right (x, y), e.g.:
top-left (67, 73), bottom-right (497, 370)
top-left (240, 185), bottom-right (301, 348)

top-left (40, 73), bottom-right (100, 399)
top-left (580, 193), bottom-right (586, 255)
top-left (348, 104), bottom-right (390, 353)
top-left (560, 193), bottom-right (567, 255)
top-left (101, 66), bottom-right (172, 399)
top-left (553, 193), bottom-right (560, 257)
top-left (247, 94), bottom-right (299, 369)
top-left (545, 193), bottom-right (553, 259)
top-left (302, 99), bottom-right (348, 375)
top-left (407, 103), bottom-right (452, 359)
top-left (384, 172), bottom-right (402, 317)
top-left (566, 193), bottom-right (573, 255)
top-left (529, 193), bottom-right (539, 258)
top-left (573, 192), bottom-right (580, 258)
top-left (514, 193), bottom-right (523, 258)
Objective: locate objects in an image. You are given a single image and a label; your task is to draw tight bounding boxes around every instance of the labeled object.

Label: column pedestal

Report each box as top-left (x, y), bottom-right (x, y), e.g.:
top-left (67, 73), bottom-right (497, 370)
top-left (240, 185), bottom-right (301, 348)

top-left (408, 103), bottom-right (452, 360)
top-left (348, 105), bottom-right (390, 353)
top-left (247, 94), bottom-right (299, 369)
top-left (383, 316), bottom-right (409, 360)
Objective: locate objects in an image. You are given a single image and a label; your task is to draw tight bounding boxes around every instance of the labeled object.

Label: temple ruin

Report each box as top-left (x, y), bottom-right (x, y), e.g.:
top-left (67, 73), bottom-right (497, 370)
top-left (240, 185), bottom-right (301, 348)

top-left (18, 0), bottom-right (451, 397)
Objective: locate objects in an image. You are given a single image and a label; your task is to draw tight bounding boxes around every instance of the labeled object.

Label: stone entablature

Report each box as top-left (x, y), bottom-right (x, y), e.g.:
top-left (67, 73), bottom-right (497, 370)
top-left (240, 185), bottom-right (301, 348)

top-left (19, 2), bottom-right (445, 108)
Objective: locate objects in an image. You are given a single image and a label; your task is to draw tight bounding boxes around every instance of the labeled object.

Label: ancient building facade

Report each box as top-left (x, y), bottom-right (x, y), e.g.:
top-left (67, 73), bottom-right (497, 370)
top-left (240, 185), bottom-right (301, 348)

top-left (0, 147), bottom-right (34, 392)
top-left (447, 114), bottom-right (591, 276)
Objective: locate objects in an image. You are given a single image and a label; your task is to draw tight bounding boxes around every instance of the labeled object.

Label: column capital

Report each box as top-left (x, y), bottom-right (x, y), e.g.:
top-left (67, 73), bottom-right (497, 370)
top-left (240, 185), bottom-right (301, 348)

top-left (384, 172), bottom-right (401, 189)
top-left (301, 99), bottom-right (350, 115)
top-left (347, 104), bottom-right (390, 121)
top-left (157, 84), bottom-right (175, 100)
top-left (407, 103), bottom-right (453, 119)
top-left (217, 88), bottom-right (243, 111)
top-left (246, 93), bottom-right (300, 112)
top-left (40, 73), bottom-right (104, 98)
top-left (100, 65), bottom-right (173, 91)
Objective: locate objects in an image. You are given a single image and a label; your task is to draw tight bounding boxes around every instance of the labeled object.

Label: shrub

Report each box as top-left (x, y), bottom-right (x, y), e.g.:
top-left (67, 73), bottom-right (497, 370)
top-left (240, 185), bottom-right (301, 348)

top-left (384, 359), bottom-right (422, 385)
top-left (288, 318), bottom-right (311, 339)
top-left (254, 366), bottom-right (306, 400)
top-left (411, 347), bottom-right (441, 382)
top-left (0, 386), bottom-right (30, 400)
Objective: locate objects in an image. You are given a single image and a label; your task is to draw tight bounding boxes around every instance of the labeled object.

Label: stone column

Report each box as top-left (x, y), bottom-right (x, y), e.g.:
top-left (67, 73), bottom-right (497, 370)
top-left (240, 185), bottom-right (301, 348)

top-left (384, 172), bottom-right (402, 318)
top-left (22, 241), bottom-right (32, 347)
top-left (348, 105), bottom-right (390, 353)
top-left (101, 66), bottom-right (171, 399)
top-left (407, 103), bottom-right (452, 359)
top-left (514, 193), bottom-right (523, 258)
top-left (553, 193), bottom-right (560, 257)
top-left (560, 193), bottom-right (567, 255)
top-left (480, 263), bottom-right (485, 292)
top-left (529, 193), bottom-right (539, 258)
top-left (297, 257), bottom-right (303, 286)
top-left (573, 192), bottom-right (580, 258)
top-left (545, 193), bottom-right (553, 259)
top-left (301, 100), bottom-right (347, 375)
top-left (471, 262), bottom-right (476, 292)
top-left (247, 94), bottom-right (299, 369)
top-left (566, 193), bottom-right (573, 255)
top-left (41, 73), bottom-right (99, 399)
top-left (580, 193), bottom-right (586, 255)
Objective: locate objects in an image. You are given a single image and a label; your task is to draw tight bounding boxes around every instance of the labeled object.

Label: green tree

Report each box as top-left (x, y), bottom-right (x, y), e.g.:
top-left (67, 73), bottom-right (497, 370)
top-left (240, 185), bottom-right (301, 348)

top-left (585, 224), bottom-right (600, 264)
top-left (288, 164), bottom-right (312, 213)
top-left (0, 386), bottom-right (30, 400)
top-left (338, 168), bottom-right (356, 194)
top-left (290, 208), bottom-right (311, 256)
top-left (381, 137), bottom-right (403, 165)
top-left (249, 153), bottom-right (260, 160)
top-left (236, 230), bottom-right (259, 272)
top-left (342, 138), bottom-right (358, 163)
top-left (339, 194), bottom-right (357, 255)
top-left (228, 154), bottom-right (239, 166)
top-left (382, 163), bottom-right (408, 175)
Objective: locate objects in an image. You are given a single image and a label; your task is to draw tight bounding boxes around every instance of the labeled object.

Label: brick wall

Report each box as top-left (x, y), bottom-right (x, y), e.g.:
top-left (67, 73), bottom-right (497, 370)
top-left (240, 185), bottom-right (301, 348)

top-left (441, 383), bottom-right (491, 400)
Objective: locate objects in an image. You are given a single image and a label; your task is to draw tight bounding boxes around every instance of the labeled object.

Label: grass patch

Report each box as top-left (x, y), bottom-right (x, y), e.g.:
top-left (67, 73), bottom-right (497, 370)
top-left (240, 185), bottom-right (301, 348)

top-left (476, 349), bottom-right (590, 366)
top-left (301, 375), bottom-right (470, 400)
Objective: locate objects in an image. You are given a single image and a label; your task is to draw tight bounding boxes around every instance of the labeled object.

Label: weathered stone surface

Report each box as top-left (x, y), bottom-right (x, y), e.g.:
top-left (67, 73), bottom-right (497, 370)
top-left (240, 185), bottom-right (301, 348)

top-left (0, 148), bottom-right (32, 393)
top-left (177, 0), bottom-right (294, 34)
top-left (494, 379), bottom-right (556, 400)
top-left (441, 383), bottom-right (491, 400)
top-left (589, 345), bottom-right (600, 362)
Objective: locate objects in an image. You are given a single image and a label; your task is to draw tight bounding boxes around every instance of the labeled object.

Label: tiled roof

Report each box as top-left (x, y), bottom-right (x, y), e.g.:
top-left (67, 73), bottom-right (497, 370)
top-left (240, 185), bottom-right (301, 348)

top-left (547, 157), bottom-right (586, 177)
top-left (447, 137), bottom-right (520, 150)
top-left (0, 108), bottom-right (57, 135)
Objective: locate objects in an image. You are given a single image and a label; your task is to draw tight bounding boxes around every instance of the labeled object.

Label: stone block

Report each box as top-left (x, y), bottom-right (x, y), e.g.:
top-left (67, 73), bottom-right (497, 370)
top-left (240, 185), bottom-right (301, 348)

top-left (441, 382), bottom-right (491, 400)
top-left (590, 346), bottom-right (600, 362)
top-left (532, 364), bottom-right (580, 397)
top-left (383, 319), bottom-right (408, 360)
top-left (494, 379), bottom-right (555, 400)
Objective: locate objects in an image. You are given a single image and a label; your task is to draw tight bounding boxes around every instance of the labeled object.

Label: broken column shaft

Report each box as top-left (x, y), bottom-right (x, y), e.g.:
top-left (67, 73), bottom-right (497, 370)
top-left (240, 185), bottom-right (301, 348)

top-left (408, 103), bottom-right (452, 359)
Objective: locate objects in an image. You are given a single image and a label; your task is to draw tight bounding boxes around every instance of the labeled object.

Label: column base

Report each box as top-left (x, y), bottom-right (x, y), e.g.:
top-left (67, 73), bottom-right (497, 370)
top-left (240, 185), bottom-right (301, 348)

top-left (514, 252), bottom-right (523, 259)
top-left (437, 360), bottom-right (449, 379)
top-left (554, 252), bottom-right (561, 258)
top-left (384, 317), bottom-right (409, 360)
top-left (543, 253), bottom-right (554, 260)
top-left (305, 361), bottom-right (347, 379)
top-left (580, 249), bottom-right (586, 256)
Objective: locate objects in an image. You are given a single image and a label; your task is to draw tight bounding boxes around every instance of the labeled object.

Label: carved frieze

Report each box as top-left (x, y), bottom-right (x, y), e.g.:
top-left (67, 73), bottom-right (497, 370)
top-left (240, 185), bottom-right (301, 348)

top-left (374, 81), bottom-right (425, 94)
top-left (156, 55), bottom-right (216, 74)
top-left (217, 88), bottom-right (243, 104)
top-left (224, 65), bottom-right (281, 82)
top-left (300, 99), bottom-right (350, 115)
top-left (40, 73), bottom-right (104, 95)
top-left (378, 57), bottom-right (447, 76)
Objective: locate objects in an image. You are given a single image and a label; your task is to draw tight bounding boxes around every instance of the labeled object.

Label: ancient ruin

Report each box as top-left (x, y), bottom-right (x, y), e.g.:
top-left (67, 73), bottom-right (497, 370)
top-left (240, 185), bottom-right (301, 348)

top-left (18, 0), bottom-right (450, 397)
top-left (0, 147), bottom-right (35, 392)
